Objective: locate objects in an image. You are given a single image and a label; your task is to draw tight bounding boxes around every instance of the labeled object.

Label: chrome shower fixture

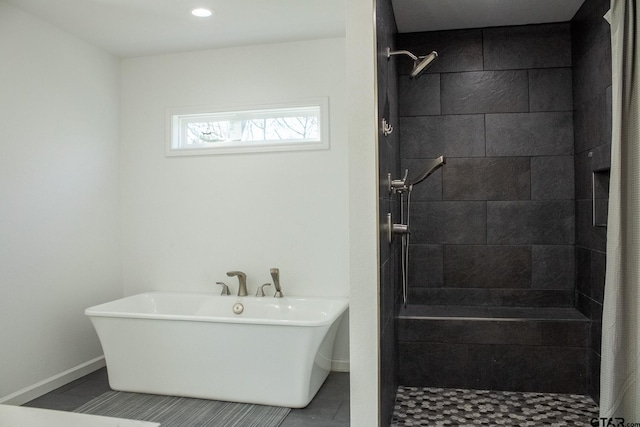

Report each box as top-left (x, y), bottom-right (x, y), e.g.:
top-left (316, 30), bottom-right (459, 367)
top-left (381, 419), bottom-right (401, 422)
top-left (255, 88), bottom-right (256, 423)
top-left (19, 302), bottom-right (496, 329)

top-left (388, 169), bottom-right (409, 194)
top-left (386, 47), bottom-right (438, 78)
top-left (387, 155), bottom-right (445, 307)
top-left (408, 155), bottom-right (446, 186)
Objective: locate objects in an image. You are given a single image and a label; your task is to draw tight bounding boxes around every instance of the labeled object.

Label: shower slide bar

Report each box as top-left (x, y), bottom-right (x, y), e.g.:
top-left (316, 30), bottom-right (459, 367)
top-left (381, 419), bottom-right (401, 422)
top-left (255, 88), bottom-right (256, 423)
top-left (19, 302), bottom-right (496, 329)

top-left (386, 156), bottom-right (446, 306)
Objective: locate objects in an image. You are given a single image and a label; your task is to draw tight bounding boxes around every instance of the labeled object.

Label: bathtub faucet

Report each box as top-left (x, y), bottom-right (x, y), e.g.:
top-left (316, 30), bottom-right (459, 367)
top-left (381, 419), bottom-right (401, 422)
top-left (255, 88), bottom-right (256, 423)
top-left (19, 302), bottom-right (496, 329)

top-left (270, 268), bottom-right (284, 298)
top-left (226, 271), bottom-right (248, 297)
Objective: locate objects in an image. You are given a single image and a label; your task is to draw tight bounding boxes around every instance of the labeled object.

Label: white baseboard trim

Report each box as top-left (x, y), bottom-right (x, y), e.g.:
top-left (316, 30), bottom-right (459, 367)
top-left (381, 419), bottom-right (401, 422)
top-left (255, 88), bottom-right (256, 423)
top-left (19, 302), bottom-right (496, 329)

top-left (331, 358), bottom-right (350, 372)
top-left (0, 356), bottom-right (106, 406)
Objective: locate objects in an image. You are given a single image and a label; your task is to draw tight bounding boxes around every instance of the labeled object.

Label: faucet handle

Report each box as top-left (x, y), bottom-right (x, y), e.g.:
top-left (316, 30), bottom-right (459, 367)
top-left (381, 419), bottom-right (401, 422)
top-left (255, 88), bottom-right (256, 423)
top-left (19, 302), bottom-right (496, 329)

top-left (256, 283), bottom-right (271, 297)
top-left (215, 282), bottom-right (231, 296)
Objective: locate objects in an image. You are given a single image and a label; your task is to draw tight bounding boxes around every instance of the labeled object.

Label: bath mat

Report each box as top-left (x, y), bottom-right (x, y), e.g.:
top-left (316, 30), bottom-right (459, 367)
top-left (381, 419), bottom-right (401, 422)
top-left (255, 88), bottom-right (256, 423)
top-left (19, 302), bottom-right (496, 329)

top-left (74, 391), bottom-right (290, 427)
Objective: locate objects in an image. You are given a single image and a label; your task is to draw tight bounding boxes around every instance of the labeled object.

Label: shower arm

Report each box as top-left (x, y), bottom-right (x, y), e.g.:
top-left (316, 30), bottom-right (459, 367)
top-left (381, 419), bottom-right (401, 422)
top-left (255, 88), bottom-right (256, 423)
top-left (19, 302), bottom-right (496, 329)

top-left (386, 48), bottom-right (418, 61)
top-left (387, 48), bottom-right (436, 62)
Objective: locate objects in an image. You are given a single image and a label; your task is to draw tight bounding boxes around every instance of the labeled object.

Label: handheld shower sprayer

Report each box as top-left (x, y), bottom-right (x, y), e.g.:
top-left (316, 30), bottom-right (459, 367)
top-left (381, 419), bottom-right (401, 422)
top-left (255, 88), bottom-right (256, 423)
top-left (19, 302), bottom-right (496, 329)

top-left (408, 155), bottom-right (446, 186)
top-left (386, 47), bottom-right (438, 79)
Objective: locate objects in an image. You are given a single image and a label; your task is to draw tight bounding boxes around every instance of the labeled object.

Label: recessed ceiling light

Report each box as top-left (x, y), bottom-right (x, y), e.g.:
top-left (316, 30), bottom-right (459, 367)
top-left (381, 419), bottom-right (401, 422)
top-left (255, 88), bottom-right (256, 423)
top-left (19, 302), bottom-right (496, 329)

top-left (191, 8), bottom-right (213, 18)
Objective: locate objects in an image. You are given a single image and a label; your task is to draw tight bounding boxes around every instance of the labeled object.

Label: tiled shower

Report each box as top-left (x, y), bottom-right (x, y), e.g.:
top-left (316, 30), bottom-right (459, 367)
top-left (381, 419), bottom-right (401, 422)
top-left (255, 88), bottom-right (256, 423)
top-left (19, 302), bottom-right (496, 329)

top-left (399, 24), bottom-right (575, 306)
top-left (378, 0), bottom-right (612, 424)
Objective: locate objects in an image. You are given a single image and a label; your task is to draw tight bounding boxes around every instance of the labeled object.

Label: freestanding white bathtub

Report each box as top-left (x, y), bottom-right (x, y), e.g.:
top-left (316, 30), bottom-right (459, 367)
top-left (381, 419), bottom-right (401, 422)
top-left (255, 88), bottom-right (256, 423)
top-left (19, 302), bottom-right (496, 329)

top-left (85, 292), bottom-right (348, 408)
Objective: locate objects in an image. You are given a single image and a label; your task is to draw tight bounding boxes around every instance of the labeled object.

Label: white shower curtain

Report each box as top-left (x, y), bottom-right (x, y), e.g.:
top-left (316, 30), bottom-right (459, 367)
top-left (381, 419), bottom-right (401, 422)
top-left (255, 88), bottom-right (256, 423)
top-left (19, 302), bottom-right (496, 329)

top-left (600, 0), bottom-right (640, 421)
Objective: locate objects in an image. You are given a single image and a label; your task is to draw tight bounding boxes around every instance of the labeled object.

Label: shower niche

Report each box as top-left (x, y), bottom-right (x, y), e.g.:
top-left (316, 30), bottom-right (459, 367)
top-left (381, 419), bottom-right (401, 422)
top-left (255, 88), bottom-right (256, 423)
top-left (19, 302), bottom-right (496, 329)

top-left (592, 167), bottom-right (610, 227)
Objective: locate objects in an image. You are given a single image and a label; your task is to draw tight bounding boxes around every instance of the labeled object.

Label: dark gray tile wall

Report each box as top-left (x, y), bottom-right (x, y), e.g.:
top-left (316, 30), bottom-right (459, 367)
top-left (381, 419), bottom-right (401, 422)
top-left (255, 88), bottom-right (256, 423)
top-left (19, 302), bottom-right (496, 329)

top-left (485, 112), bottom-right (574, 156)
top-left (376, 0), bottom-right (400, 424)
top-left (398, 340), bottom-right (588, 393)
top-left (400, 115), bottom-right (485, 158)
top-left (486, 201), bottom-right (575, 245)
top-left (411, 201), bottom-right (487, 244)
top-left (572, 0), bottom-right (612, 403)
top-left (531, 245), bottom-right (576, 290)
top-left (397, 23), bottom-right (575, 307)
top-left (483, 24), bottom-right (572, 70)
top-left (443, 245), bottom-right (531, 288)
top-left (441, 70), bottom-right (529, 114)
top-left (399, 74), bottom-right (440, 116)
top-left (397, 317), bottom-right (588, 393)
top-left (397, 307), bottom-right (590, 394)
top-left (442, 157), bottom-right (531, 201)
top-left (531, 156), bottom-right (575, 200)
top-left (529, 68), bottom-right (574, 112)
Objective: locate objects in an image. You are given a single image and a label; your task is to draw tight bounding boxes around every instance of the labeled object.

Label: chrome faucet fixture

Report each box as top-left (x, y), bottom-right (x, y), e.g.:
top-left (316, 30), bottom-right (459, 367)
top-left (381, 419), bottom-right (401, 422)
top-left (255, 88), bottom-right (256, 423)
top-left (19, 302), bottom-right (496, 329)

top-left (408, 155), bottom-right (446, 186)
top-left (226, 271), bottom-right (248, 296)
top-left (386, 47), bottom-right (438, 79)
top-left (270, 268), bottom-right (283, 298)
top-left (256, 283), bottom-right (272, 297)
top-left (215, 281), bottom-right (230, 295)
top-left (388, 169), bottom-right (410, 194)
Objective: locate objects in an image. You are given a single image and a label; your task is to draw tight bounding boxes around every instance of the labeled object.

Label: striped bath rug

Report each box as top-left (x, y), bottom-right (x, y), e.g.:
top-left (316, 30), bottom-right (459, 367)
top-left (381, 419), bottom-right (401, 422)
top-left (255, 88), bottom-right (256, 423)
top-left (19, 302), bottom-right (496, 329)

top-left (74, 391), bottom-right (290, 427)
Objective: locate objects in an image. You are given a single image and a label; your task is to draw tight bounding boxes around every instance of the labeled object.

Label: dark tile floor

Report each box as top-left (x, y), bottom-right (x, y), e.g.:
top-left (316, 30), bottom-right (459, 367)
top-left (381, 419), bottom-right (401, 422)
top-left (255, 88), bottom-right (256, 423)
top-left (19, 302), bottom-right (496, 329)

top-left (24, 367), bottom-right (350, 427)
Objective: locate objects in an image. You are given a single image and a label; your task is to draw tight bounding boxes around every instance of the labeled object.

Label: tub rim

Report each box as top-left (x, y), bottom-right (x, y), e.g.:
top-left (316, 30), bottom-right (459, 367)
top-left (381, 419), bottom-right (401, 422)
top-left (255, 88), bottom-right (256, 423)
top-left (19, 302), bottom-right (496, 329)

top-left (85, 291), bottom-right (349, 327)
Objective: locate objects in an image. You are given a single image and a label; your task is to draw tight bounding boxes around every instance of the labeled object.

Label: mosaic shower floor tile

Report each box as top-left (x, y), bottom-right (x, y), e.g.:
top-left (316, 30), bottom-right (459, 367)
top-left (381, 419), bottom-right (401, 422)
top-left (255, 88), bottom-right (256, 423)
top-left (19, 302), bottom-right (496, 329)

top-left (392, 386), bottom-right (599, 426)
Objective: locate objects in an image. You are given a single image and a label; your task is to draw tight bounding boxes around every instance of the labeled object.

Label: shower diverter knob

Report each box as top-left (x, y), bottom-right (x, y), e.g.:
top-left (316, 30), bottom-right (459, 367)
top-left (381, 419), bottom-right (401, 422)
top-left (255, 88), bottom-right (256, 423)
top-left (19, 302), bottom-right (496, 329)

top-left (386, 213), bottom-right (410, 243)
top-left (392, 223), bottom-right (409, 235)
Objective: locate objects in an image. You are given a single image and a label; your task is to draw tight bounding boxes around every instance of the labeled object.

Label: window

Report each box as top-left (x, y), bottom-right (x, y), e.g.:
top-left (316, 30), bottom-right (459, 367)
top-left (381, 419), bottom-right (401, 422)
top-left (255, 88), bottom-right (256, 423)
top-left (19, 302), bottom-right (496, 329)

top-left (166, 98), bottom-right (329, 156)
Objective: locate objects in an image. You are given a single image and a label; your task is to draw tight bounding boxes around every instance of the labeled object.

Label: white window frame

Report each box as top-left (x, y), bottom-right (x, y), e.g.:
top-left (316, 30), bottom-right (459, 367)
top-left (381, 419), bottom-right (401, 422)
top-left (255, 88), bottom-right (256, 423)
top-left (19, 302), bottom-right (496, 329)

top-left (166, 98), bottom-right (329, 156)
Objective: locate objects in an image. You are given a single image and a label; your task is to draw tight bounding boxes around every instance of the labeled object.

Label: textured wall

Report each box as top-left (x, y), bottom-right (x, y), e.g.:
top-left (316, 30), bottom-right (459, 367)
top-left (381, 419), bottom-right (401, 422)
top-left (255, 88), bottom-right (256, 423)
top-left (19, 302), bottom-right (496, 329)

top-left (571, 0), bottom-right (612, 403)
top-left (397, 24), bottom-right (576, 308)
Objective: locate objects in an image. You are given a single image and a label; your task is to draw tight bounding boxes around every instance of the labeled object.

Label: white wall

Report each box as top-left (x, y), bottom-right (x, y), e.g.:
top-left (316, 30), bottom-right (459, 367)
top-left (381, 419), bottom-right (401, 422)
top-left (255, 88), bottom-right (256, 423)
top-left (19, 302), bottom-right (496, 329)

top-left (346, 0), bottom-right (381, 424)
top-left (119, 38), bottom-right (350, 365)
top-left (0, 2), bottom-right (121, 402)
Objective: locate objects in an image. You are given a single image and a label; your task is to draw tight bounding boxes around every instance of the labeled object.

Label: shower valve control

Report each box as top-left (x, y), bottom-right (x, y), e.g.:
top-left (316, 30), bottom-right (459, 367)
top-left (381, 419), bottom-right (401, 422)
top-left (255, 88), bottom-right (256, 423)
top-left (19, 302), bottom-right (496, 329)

top-left (386, 213), bottom-right (410, 243)
top-left (388, 169), bottom-right (410, 194)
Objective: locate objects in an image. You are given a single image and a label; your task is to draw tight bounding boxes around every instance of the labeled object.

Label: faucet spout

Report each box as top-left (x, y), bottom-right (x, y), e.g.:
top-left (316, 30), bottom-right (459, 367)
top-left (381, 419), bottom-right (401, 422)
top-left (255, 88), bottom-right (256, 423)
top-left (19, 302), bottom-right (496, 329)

top-left (270, 268), bottom-right (283, 298)
top-left (226, 271), bottom-right (248, 296)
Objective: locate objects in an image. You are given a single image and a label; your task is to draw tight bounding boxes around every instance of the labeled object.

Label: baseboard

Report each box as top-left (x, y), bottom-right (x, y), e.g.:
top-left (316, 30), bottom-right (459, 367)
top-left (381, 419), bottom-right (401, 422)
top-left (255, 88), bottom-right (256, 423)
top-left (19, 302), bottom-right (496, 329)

top-left (331, 358), bottom-right (350, 372)
top-left (0, 356), bottom-right (106, 406)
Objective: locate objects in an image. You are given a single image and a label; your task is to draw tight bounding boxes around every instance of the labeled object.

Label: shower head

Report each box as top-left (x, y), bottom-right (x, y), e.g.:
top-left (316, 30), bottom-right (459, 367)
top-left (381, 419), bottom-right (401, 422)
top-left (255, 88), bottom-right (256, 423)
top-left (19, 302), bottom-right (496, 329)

top-left (408, 155), bottom-right (446, 186)
top-left (386, 48), bottom-right (438, 79)
top-left (410, 51), bottom-right (438, 78)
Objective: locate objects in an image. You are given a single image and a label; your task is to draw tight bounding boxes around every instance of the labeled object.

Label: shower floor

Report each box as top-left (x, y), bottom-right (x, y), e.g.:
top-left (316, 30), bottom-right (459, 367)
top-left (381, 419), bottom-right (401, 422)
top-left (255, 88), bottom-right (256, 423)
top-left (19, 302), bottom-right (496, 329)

top-left (391, 385), bottom-right (598, 426)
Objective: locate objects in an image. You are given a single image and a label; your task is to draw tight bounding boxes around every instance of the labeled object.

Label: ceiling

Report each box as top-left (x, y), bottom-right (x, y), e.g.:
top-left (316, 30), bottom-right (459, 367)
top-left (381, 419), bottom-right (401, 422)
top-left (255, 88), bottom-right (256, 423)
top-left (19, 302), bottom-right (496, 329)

top-left (4, 0), bottom-right (586, 58)
top-left (392, 0), bottom-right (586, 33)
top-left (3, 0), bottom-right (346, 57)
